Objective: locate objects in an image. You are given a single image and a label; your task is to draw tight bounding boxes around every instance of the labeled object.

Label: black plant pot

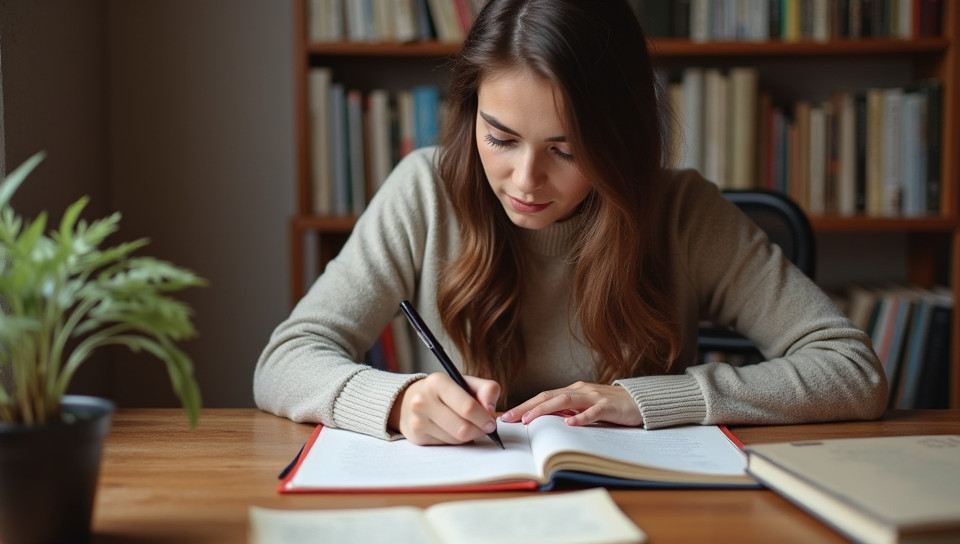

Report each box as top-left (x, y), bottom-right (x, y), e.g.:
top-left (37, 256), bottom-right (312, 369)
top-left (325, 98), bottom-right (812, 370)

top-left (0, 395), bottom-right (114, 544)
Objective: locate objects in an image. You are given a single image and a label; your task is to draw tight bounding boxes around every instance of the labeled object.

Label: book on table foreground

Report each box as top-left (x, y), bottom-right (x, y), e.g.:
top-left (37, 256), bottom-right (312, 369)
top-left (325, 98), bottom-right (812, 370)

top-left (745, 435), bottom-right (960, 544)
top-left (251, 488), bottom-right (645, 544)
top-left (278, 415), bottom-right (757, 493)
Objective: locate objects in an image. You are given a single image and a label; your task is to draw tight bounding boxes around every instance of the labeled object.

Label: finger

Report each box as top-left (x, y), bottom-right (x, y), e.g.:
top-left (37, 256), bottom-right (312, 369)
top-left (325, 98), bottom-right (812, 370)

top-left (436, 382), bottom-right (498, 441)
top-left (502, 391), bottom-right (557, 422)
top-left (562, 404), bottom-right (605, 426)
top-left (397, 379), bottom-right (463, 445)
top-left (463, 375), bottom-right (501, 413)
top-left (519, 392), bottom-right (581, 424)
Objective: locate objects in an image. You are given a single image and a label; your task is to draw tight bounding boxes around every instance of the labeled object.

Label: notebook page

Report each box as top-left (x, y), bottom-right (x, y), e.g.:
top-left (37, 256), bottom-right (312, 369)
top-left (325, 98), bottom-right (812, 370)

top-left (288, 421), bottom-right (538, 489)
top-left (525, 416), bottom-right (748, 477)
top-left (425, 488), bottom-right (646, 544)
top-left (249, 506), bottom-right (441, 544)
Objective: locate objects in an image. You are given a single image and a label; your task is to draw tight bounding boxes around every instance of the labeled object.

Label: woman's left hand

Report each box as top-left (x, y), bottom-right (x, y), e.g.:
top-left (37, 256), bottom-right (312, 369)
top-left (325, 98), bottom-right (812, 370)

top-left (500, 381), bottom-right (643, 427)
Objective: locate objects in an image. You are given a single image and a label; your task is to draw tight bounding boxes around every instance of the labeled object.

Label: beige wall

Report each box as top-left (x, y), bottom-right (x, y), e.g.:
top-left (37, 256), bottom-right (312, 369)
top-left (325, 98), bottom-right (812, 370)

top-left (0, 0), bottom-right (294, 408)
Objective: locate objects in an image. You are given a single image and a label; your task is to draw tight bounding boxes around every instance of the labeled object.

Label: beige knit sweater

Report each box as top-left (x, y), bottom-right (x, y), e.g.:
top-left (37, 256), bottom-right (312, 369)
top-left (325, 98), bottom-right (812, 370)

top-left (254, 147), bottom-right (887, 439)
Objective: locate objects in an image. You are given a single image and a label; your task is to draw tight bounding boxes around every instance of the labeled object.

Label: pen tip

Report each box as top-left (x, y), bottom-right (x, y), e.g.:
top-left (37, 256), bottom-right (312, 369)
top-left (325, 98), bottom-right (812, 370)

top-left (491, 433), bottom-right (505, 450)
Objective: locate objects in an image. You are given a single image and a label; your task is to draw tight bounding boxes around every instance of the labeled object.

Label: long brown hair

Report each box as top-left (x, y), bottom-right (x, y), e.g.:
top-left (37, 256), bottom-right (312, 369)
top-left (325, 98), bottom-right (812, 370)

top-left (436, 0), bottom-right (680, 403)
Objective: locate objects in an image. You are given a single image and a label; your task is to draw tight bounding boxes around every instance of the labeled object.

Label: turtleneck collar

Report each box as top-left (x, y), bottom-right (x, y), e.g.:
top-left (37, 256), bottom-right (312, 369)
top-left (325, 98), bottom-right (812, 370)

top-left (516, 216), bottom-right (579, 257)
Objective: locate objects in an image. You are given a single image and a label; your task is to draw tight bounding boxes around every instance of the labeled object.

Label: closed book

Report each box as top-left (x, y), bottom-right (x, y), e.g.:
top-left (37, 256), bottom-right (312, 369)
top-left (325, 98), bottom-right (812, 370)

top-left (807, 105), bottom-right (826, 215)
top-left (426, 0), bottom-right (464, 43)
top-left (746, 435), bottom-right (960, 544)
top-left (329, 83), bottom-right (351, 216)
top-left (394, 0), bottom-right (418, 42)
top-left (308, 68), bottom-right (333, 215)
top-left (346, 89), bottom-right (367, 216)
top-left (915, 291), bottom-right (953, 409)
top-left (920, 80), bottom-right (942, 214)
top-left (679, 67), bottom-right (704, 172)
top-left (728, 67), bottom-right (758, 189)
top-left (864, 88), bottom-right (884, 216)
top-left (881, 87), bottom-right (904, 217)
top-left (412, 85), bottom-right (440, 149)
top-left (900, 91), bottom-right (926, 217)
top-left (835, 90), bottom-right (857, 216)
top-left (366, 89), bottom-right (393, 193)
top-left (702, 69), bottom-right (728, 187)
top-left (689, 0), bottom-right (710, 42)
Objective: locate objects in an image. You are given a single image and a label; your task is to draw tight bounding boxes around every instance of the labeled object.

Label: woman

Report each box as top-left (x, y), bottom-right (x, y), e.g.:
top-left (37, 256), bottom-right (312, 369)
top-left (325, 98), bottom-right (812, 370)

top-left (255, 0), bottom-right (886, 445)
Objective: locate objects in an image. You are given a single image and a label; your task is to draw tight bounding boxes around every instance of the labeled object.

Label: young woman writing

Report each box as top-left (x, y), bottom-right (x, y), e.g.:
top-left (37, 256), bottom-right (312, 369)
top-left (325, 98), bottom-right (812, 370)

top-left (255, 0), bottom-right (887, 445)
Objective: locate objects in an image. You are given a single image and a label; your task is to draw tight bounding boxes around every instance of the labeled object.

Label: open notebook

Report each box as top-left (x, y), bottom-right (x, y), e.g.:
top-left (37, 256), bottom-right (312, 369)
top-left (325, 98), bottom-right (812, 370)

top-left (279, 415), bottom-right (757, 493)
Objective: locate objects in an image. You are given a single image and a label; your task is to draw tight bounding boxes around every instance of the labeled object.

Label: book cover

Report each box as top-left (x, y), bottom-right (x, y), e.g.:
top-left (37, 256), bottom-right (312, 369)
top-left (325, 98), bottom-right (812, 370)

top-left (308, 67), bottom-right (333, 215)
top-left (413, 85), bottom-right (440, 149)
top-left (679, 67), bottom-right (704, 172)
top-left (329, 83), bottom-right (351, 216)
top-left (347, 89), bottom-right (367, 216)
top-left (728, 67), bottom-right (758, 190)
top-left (915, 291), bottom-right (953, 408)
top-left (746, 435), bottom-right (960, 544)
top-left (880, 87), bottom-right (903, 217)
top-left (702, 68), bottom-right (728, 188)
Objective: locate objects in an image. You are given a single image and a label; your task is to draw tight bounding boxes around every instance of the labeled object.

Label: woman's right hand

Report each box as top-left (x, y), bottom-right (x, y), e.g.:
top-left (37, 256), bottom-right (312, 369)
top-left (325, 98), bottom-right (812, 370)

top-left (388, 372), bottom-right (500, 446)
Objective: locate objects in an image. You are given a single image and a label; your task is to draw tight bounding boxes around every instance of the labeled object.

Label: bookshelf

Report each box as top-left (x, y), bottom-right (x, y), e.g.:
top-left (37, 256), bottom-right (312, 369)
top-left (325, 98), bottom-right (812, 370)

top-left (290, 0), bottom-right (959, 408)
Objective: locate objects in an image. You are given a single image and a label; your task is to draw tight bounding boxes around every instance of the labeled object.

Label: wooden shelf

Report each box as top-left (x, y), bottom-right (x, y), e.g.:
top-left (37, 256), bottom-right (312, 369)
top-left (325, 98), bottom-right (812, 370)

top-left (292, 214), bottom-right (959, 235)
top-left (292, 215), bottom-right (357, 232)
top-left (651, 37), bottom-right (949, 57)
top-left (306, 38), bottom-right (950, 59)
top-left (811, 216), bottom-right (959, 233)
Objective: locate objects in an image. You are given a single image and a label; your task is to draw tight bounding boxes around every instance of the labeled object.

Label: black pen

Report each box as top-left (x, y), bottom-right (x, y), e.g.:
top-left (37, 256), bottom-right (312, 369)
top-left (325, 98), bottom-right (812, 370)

top-left (399, 300), bottom-right (505, 449)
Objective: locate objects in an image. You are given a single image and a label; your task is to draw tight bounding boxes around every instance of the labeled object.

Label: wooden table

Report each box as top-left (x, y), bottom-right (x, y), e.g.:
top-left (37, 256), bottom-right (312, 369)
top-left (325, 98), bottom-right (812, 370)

top-left (92, 409), bottom-right (960, 543)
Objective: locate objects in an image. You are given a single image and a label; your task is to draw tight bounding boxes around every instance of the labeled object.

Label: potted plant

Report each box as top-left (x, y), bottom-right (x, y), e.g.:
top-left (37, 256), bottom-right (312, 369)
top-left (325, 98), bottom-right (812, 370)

top-left (0, 152), bottom-right (205, 544)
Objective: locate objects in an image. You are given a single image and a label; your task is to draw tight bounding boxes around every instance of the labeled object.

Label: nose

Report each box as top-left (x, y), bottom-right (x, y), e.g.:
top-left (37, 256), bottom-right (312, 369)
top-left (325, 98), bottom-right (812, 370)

top-left (513, 148), bottom-right (546, 194)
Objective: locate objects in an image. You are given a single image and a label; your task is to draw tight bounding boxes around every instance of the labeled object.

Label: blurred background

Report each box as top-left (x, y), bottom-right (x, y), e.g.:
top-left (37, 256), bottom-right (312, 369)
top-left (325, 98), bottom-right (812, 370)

top-left (0, 1), bottom-right (919, 410)
top-left (0, 1), bottom-right (294, 408)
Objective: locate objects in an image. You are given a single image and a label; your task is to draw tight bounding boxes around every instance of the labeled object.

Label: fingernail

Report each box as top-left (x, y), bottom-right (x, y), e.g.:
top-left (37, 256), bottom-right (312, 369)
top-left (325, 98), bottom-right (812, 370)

top-left (502, 410), bottom-right (514, 421)
top-left (484, 421), bottom-right (497, 433)
top-left (486, 404), bottom-right (497, 413)
top-left (521, 412), bottom-right (532, 424)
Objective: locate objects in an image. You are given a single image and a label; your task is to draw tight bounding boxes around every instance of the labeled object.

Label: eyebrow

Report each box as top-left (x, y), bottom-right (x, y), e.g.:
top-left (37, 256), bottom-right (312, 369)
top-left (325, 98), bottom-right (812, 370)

top-left (478, 111), bottom-right (567, 143)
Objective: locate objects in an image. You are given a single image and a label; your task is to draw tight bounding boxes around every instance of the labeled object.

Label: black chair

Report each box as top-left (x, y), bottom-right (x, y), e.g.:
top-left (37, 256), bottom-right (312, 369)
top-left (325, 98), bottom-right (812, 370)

top-left (697, 190), bottom-right (816, 359)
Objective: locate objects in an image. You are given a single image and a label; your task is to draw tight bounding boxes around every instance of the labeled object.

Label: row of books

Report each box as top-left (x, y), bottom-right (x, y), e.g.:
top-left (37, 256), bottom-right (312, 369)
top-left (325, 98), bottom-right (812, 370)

top-left (634, 0), bottom-right (942, 42)
top-left (366, 315), bottom-right (416, 374)
top-left (839, 283), bottom-right (953, 409)
top-left (665, 67), bottom-right (942, 217)
top-left (307, 0), bottom-right (482, 44)
top-left (308, 67), bottom-right (441, 216)
top-left (368, 282), bottom-right (953, 409)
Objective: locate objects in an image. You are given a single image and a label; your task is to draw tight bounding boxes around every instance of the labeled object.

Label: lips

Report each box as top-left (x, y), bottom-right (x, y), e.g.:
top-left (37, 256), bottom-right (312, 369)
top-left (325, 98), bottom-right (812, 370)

top-left (509, 196), bottom-right (550, 213)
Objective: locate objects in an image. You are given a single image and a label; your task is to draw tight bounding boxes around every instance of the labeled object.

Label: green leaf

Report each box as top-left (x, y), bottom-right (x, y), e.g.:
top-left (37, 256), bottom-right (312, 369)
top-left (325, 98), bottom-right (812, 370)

top-left (0, 152), bottom-right (45, 210)
top-left (0, 151), bottom-right (206, 427)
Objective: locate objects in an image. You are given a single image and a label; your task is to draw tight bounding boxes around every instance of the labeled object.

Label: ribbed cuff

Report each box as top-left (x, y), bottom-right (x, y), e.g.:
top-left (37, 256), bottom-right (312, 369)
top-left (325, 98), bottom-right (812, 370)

top-left (333, 369), bottom-right (426, 440)
top-left (614, 374), bottom-right (707, 429)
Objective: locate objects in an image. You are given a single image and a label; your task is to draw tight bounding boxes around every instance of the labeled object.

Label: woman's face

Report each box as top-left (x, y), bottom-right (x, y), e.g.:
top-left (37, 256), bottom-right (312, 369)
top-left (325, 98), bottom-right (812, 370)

top-left (475, 68), bottom-right (592, 230)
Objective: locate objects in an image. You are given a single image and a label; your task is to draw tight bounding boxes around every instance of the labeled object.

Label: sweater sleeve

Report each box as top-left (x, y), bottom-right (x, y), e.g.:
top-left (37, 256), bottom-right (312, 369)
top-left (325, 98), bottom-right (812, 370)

top-left (618, 172), bottom-right (888, 429)
top-left (253, 148), bottom-right (444, 439)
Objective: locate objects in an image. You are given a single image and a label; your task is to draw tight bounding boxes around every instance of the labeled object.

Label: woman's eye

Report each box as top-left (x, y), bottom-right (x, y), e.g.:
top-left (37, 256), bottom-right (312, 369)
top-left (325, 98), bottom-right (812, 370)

top-left (484, 134), bottom-right (512, 148)
top-left (553, 148), bottom-right (574, 162)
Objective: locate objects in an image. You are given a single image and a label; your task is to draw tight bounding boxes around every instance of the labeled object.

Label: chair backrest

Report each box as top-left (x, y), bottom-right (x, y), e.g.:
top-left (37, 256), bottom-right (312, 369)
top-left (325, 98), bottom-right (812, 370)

top-left (721, 190), bottom-right (816, 278)
top-left (698, 190), bottom-right (816, 359)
